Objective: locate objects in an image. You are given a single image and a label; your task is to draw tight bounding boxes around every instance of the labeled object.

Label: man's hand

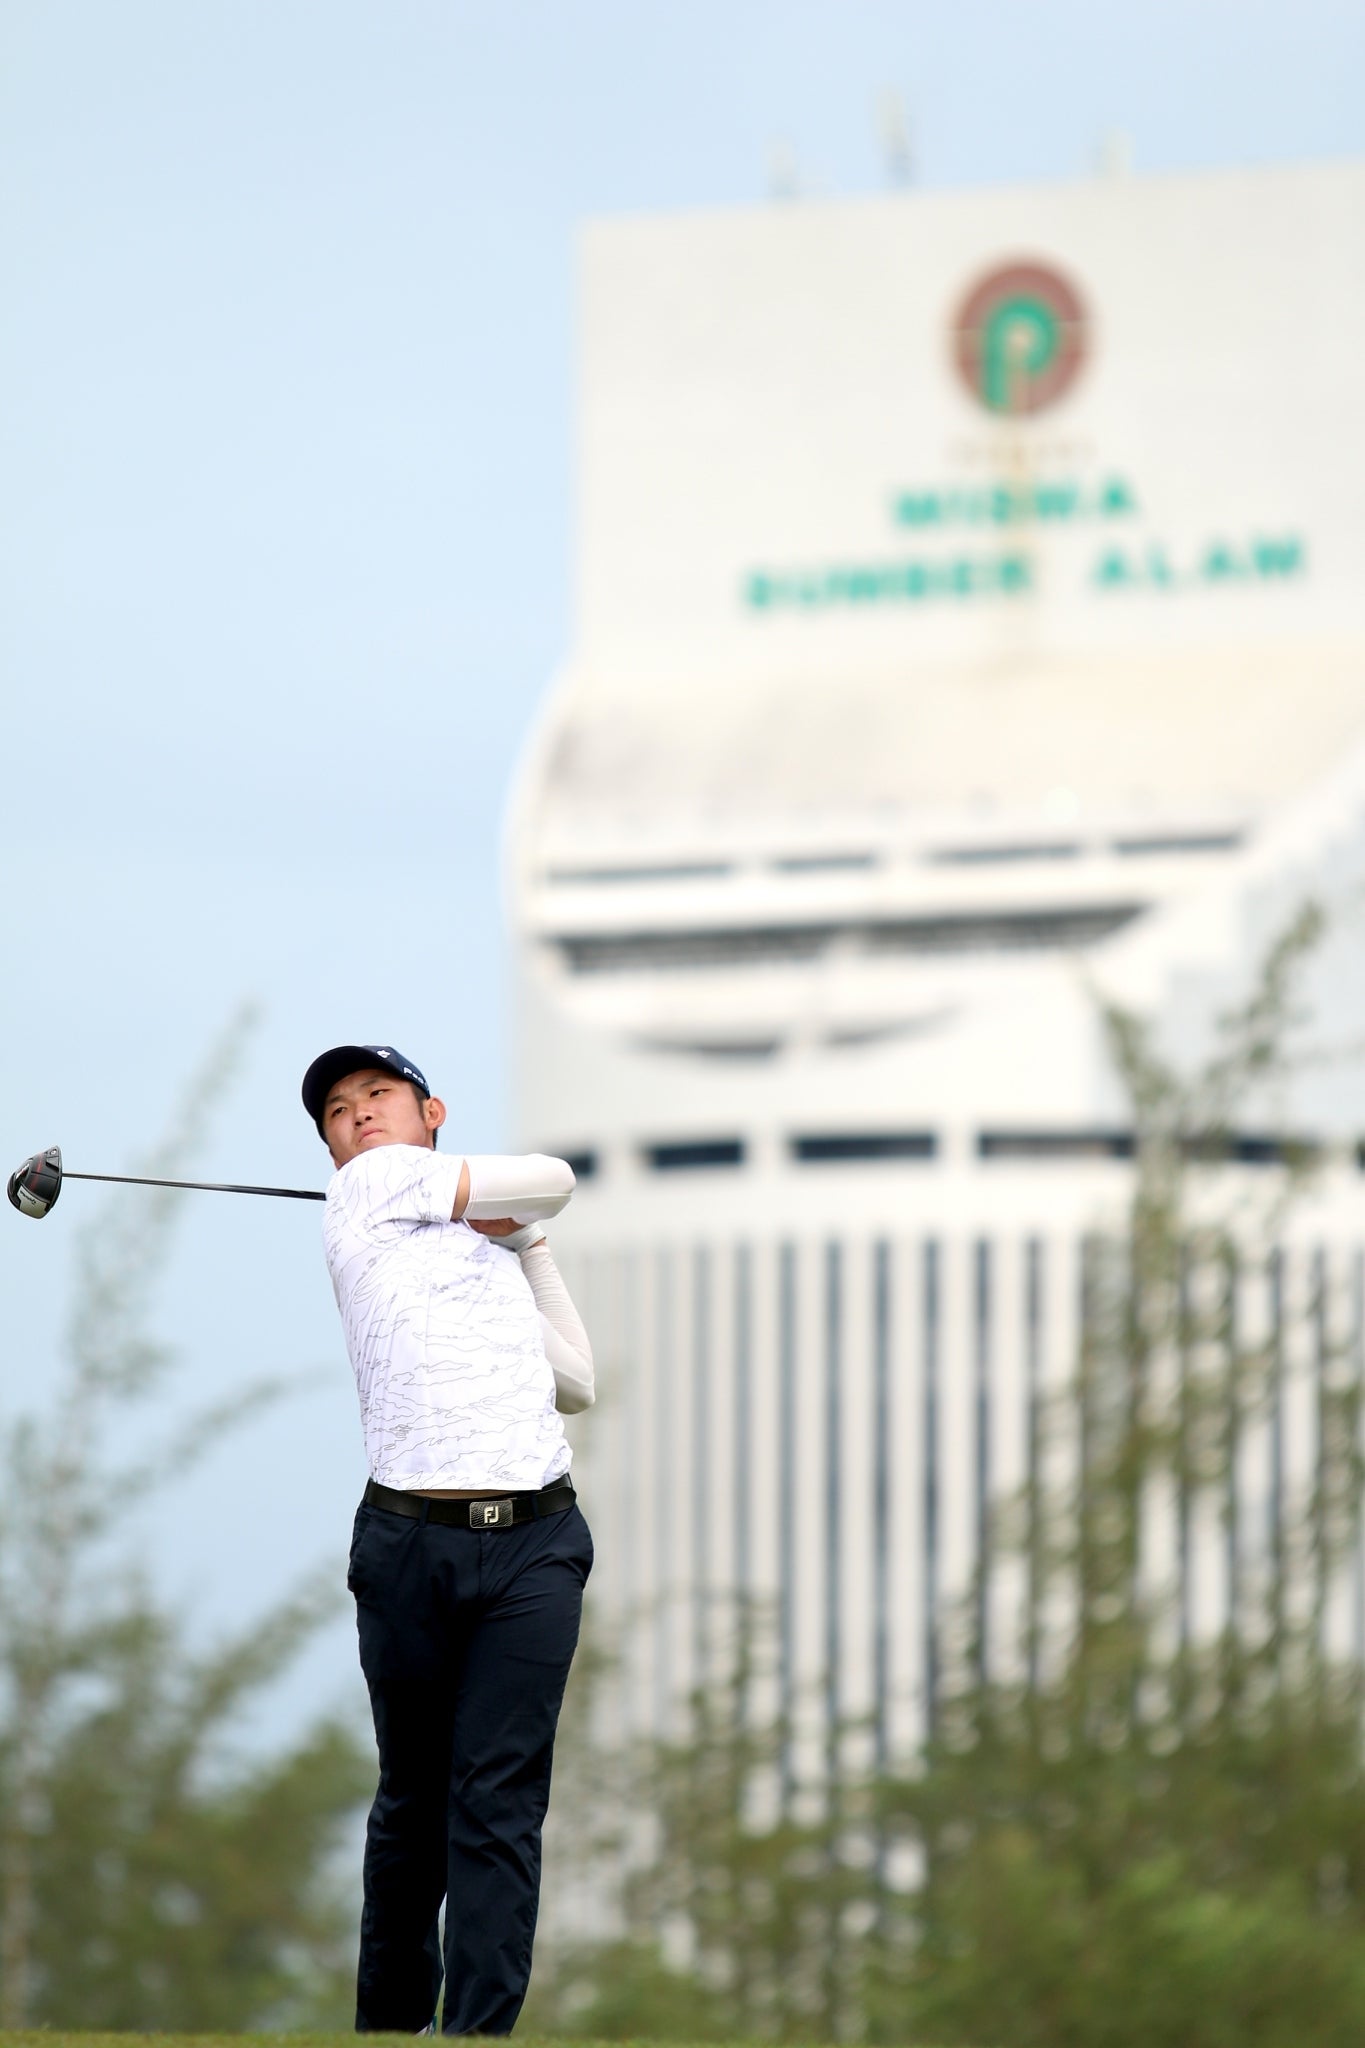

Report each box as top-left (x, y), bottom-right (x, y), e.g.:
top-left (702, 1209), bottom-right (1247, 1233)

top-left (468, 1216), bottom-right (548, 1254)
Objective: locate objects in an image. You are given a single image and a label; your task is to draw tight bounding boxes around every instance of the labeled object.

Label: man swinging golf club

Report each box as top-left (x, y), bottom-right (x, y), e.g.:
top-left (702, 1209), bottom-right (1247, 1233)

top-left (300, 1042), bottom-right (594, 2038)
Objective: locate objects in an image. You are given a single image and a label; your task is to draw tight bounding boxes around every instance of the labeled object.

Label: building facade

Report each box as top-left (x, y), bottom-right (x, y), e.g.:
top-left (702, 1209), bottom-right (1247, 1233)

top-left (508, 160), bottom-right (1365, 1763)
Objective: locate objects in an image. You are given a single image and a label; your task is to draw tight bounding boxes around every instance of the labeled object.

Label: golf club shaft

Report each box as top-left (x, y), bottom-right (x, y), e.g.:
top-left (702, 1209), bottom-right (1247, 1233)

top-left (64, 1171), bottom-right (324, 1202)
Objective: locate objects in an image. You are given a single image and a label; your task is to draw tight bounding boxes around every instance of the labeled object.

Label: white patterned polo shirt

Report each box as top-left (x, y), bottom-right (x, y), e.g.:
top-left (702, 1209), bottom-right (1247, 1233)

top-left (323, 1143), bottom-right (571, 1491)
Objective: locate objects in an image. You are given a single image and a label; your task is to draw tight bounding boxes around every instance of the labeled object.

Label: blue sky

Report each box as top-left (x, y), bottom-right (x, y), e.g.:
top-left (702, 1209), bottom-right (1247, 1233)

top-left (3, 0), bottom-right (1363, 1743)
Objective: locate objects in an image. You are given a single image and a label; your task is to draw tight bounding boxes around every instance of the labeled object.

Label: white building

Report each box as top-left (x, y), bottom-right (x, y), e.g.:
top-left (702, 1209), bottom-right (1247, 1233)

top-left (508, 160), bottom-right (1365, 1768)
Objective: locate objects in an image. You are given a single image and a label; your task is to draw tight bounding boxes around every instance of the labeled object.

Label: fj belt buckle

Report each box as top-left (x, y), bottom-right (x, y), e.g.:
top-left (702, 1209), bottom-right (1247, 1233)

top-left (473, 1498), bottom-right (514, 1529)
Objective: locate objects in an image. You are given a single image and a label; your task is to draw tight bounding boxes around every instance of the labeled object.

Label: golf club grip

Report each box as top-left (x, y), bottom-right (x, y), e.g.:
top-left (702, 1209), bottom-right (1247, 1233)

top-left (63, 1172), bottom-right (325, 1201)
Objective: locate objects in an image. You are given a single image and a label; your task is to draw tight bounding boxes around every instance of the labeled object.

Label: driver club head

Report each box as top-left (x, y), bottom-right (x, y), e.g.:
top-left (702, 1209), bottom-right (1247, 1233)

top-left (7, 1145), bottom-right (63, 1220)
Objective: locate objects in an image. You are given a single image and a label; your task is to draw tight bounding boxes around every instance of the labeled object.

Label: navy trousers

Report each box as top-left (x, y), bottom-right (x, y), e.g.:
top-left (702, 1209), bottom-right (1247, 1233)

top-left (347, 1494), bottom-right (593, 2036)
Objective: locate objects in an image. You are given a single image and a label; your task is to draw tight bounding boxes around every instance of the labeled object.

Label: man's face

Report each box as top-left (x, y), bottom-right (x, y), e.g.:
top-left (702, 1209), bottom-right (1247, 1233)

top-left (323, 1068), bottom-right (445, 1169)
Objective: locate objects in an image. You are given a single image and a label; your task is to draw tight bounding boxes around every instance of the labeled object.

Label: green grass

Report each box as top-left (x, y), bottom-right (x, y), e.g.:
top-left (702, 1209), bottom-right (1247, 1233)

top-left (0, 2037), bottom-right (685, 2047)
top-left (0, 2031), bottom-right (960, 2048)
top-left (0, 2036), bottom-right (825, 2047)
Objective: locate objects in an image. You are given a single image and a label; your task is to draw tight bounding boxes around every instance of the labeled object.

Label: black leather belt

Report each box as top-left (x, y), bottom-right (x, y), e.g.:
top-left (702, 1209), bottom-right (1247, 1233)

top-left (363, 1476), bottom-right (576, 1530)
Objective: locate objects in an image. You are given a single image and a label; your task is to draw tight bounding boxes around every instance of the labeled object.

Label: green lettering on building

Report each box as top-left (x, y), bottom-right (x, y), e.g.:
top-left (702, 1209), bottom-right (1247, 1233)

top-left (1093, 549), bottom-right (1136, 588)
top-left (1031, 480), bottom-right (1079, 520)
top-left (745, 511), bottom-right (1305, 617)
top-left (1252, 536), bottom-right (1304, 577)
top-left (1201, 542), bottom-right (1243, 581)
top-left (894, 492), bottom-right (945, 527)
top-left (743, 554), bottom-right (1034, 611)
top-left (1090, 534), bottom-right (1306, 592)
top-left (893, 475), bottom-right (1137, 529)
top-left (1098, 476), bottom-right (1138, 517)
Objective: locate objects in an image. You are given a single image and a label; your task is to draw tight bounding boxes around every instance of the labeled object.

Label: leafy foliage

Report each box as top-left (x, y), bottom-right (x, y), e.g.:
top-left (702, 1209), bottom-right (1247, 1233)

top-left (532, 905), bottom-right (1365, 2045)
top-left (0, 1014), bottom-right (371, 2030)
top-left (529, 1610), bottom-right (874, 2042)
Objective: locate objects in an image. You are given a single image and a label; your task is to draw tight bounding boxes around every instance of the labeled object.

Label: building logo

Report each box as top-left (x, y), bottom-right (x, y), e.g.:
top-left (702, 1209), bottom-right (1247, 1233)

top-left (952, 261), bottom-right (1088, 416)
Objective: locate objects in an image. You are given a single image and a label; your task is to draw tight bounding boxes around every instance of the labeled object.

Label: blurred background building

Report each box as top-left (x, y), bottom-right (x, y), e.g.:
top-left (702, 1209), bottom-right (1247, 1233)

top-left (508, 158), bottom-right (1365, 1772)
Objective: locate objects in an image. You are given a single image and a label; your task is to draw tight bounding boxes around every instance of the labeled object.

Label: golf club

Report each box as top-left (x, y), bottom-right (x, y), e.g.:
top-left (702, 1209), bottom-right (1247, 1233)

top-left (7, 1145), bottom-right (324, 1220)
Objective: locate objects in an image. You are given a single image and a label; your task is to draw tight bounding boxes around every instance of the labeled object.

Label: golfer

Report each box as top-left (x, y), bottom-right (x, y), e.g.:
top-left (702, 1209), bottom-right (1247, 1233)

top-left (301, 1043), bottom-right (594, 2037)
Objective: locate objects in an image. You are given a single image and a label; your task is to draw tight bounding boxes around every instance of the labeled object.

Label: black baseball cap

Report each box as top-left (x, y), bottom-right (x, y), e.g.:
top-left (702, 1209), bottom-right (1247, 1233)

top-left (302, 1044), bottom-right (431, 1136)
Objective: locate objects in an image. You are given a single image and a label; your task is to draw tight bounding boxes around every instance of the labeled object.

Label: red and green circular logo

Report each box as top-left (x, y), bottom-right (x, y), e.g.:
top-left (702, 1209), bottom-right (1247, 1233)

top-left (952, 261), bottom-right (1089, 416)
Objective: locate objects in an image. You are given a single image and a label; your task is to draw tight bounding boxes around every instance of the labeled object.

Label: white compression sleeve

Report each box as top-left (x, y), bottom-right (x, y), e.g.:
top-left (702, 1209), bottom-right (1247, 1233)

top-left (519, 1240), bottom-right (595, 1414)
top-left (461, 1153), bottom-right (576, 1224)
